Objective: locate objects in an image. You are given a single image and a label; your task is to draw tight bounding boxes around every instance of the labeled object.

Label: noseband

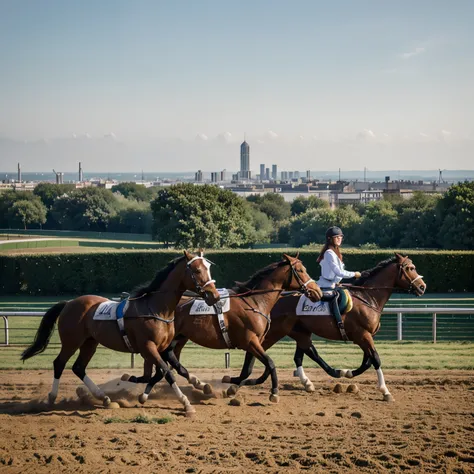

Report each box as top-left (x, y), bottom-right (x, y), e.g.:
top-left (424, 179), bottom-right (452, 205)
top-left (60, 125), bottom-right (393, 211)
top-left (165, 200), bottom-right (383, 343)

top-left (289, 260), bottom-right (315, 297)
top-left (398, 257), bottom-right (424, 294)
top-left (187, 256), bottom-right (216, 298)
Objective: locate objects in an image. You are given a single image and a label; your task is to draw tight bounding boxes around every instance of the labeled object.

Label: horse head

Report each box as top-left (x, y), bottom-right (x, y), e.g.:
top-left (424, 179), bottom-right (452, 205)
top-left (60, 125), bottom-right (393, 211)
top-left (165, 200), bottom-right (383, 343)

top-left (282, 253), bottom-right (323, 302)
top-left (394, 253), bottom-right (426, 296)
top-left (184, 250), bottom-right (221, 306)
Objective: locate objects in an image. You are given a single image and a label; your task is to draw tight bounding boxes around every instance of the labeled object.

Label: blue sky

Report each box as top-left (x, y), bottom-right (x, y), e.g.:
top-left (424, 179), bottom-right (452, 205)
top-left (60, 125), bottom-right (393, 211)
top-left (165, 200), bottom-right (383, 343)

top-left (0, 0), bottom-right (473, 172)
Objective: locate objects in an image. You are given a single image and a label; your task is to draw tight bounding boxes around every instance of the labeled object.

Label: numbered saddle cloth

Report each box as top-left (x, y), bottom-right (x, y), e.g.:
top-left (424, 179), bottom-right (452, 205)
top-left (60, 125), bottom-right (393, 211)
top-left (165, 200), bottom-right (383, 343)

top-left (296, 289), bottom-right (353, 316)
top-left (93, 299), bottom-right (129, 321)
top-left (189, 289), bottom-right (231, 315)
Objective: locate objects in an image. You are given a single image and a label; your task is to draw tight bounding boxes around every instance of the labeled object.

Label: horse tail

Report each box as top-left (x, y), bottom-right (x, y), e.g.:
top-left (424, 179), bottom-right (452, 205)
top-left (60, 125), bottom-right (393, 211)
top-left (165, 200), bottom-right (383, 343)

top-left (21, 301), bottom-right (68, 361)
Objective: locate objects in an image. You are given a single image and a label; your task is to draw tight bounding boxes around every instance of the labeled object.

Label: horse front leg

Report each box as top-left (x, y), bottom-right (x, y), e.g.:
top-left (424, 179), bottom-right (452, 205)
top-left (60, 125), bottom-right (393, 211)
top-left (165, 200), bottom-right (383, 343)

top-left (162, 344), bottom-right (214, 395)
top-left (140, 342), bottom-right (195, 416)
top-left (358, 333), bottom-right (394, 402)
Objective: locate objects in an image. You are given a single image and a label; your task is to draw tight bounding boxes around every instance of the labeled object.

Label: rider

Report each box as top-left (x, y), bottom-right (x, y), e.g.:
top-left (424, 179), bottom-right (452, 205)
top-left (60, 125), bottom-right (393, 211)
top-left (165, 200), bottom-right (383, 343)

top-left (316, 226), bottom-right (361, 289)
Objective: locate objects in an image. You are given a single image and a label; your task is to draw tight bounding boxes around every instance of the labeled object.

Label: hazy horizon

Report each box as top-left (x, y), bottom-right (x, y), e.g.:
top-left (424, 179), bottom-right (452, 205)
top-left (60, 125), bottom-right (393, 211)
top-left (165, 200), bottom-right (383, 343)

top-left (1, 1), bottom-right (473, 171)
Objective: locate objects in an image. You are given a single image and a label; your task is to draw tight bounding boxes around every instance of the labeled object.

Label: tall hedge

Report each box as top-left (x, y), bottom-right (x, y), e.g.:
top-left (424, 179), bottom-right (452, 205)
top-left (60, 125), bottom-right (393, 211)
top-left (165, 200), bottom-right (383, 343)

top-left (0, 249), bottom-right (473, 296)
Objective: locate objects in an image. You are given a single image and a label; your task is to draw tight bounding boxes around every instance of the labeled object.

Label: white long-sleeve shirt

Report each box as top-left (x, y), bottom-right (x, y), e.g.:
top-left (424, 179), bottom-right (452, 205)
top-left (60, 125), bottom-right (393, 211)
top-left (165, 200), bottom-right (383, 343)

top-left (316, 249), bottom-right (356, 288)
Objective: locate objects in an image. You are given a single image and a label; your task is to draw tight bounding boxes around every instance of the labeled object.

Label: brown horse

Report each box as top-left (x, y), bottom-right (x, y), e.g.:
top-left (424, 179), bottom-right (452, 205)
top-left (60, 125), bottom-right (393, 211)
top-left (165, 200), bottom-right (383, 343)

top-left (124, 253), bottom-right (323, 402)
top-left (212, 254), bottom-right (426, 401)
top-left (21, 251), bottom-right (220, 415)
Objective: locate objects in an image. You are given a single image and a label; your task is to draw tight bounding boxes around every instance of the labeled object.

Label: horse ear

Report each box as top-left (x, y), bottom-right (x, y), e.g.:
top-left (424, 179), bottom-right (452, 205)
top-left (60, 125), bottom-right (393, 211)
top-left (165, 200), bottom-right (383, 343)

top-left (282, 253), bottom-right (292, 262)
top-left (183, 250), bottom-right (193, 261)
top-left (199, 247), bottom-right (204, 257)
top-left (294, 251), bottom-right (300, 259)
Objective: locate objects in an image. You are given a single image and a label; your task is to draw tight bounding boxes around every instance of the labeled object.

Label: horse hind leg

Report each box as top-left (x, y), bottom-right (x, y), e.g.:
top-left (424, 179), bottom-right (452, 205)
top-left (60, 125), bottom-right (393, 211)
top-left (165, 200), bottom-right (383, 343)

top-left (293, 346), bottom-right (315, 392)
top-left (48, 346), bottom-right (77, 405)
top-left (72, 338), bottom-right (111, 407)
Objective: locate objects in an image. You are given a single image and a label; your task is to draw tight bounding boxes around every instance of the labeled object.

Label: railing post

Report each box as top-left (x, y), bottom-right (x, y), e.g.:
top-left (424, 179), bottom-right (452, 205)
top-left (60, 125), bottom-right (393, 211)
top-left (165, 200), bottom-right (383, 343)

top-left (2, 316), bottom-right (8, 346)
top-left (432, 313), bottom-right (437, 344)
top-left (131, 353), bottom-right (135, 369)
top-left (397, 313), bottom-right (403, 341)
top-left (225, 351), bottom-right (230, 369)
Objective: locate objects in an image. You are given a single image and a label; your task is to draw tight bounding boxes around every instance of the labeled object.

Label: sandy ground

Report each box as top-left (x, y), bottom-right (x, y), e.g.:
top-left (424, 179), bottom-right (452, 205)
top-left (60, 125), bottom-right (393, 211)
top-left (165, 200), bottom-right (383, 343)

top-left (0, 368), bottom-right (473, 473)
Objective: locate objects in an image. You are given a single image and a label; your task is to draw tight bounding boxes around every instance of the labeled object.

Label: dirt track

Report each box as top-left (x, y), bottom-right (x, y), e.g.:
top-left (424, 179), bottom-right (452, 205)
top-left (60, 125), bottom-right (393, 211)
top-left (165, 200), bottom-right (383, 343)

top-left (0, 368), bottom-right (473, 473)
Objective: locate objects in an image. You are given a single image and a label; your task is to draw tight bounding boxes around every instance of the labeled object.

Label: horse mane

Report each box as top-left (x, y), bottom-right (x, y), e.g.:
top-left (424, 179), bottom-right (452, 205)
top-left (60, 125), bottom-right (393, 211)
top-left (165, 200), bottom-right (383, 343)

top-left (232, 260), bottom-right (289, 292)
top-left (353, 256), bottom-right (398, 285)
top-left (130, 255), bottom-right (186, 297)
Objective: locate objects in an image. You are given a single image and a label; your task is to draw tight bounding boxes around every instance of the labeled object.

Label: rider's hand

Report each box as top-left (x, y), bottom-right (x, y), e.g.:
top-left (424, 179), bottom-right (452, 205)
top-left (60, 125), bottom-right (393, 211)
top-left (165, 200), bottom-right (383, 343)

top-left (354, 271), bottom-right (361, 279)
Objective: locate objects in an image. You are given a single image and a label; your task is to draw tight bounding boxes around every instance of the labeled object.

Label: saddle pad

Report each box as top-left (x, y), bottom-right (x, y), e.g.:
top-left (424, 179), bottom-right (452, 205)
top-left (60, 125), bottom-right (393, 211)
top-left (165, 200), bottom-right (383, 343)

top-left (189, 289), bottom-right (231, 315)
top-left (296, 296), bottom-right (331, 316)
top-left (93, 299), bottom-right (129, 321)
top-left (296, 289), bottom-right (353, 317)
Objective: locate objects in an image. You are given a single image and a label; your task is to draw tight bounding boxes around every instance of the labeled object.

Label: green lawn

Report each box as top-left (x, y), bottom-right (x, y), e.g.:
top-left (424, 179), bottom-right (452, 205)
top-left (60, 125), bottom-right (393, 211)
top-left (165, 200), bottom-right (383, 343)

top-left (1, 340), bottom-right (473, 371)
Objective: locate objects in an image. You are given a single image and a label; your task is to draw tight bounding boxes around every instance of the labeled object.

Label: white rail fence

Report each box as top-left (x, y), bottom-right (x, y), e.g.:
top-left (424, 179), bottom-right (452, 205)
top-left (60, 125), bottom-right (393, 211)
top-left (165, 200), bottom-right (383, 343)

top-left (1, 308), bottom-right (474, 369)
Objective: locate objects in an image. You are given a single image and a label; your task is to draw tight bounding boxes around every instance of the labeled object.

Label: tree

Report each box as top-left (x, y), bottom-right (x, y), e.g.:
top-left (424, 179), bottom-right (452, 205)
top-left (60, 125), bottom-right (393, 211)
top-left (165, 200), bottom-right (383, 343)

top-left (50, 187), bottom-right (117, 231)
top-left (246, 193), bottom-right (291, 222)
top-left (290, 195), bottom-right (330, 216)
top-left (7, 199), bottom-right (47, 229)
top-left (33, 183), bottom-right (75, 208)
top-left (436, 182), bottom-right (474, 249)
top-left (0, 190), bottom-right (44, 228)
top-left (111, 182), bottom-right (153, 202)
top-left (108, 198), bottom-right (153, 234)
top-left (151, 184), bottom-right (255, 248)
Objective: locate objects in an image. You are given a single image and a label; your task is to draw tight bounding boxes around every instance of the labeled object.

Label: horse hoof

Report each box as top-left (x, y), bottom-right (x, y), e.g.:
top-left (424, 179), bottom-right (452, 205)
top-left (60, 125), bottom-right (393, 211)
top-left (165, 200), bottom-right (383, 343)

top-left (139, 393), bottom-right (148, 405)
top-left (383, 393), bottom-right (394, 402)
top-left (222, 375), bottom-right (231, 384)
top-left (347, 384), bottom-right (359, 394)
top-left (269, 394), bottom-right (279, 403)
top-left (339, 369), bottom-right (353, 379)
top-left (227, 385), bottom-right (239, 397)
top-left (305, 383), bottom-right (315, 393)
top-left (203, 384), bottom-right (214, 395)
top-left (185, 407), bottom-right (196, 418)
top-left (48, 393), bottom-right (56, 405)
top-left (107, 401), bottom-right (120, 409)
top-left (103, 396), bottom-right (111, 407)
top-left (121, 373), bottom-right (130, 381)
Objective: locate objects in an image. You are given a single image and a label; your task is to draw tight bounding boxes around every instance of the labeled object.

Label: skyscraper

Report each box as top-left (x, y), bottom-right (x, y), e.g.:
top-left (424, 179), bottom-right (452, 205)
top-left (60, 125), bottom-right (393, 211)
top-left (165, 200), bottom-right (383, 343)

top-left (272, 164), bottom-right (277, 180)
top-left (260, 163), bottom-right (265, 182)
top-left (240, 141), bottom-right (251, 179)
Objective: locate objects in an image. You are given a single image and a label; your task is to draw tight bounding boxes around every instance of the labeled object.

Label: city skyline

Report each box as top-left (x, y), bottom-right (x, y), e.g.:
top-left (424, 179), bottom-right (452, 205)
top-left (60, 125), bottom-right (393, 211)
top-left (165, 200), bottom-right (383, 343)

top-left (0, 1), bottom-right (473, 171)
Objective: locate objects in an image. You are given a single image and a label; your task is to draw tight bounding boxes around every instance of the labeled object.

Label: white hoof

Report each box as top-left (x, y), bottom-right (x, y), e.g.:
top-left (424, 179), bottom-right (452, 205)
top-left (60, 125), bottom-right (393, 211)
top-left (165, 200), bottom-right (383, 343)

top-left (139, 393), bottom-right (149, 404)
top-left (383, 393), bottom-right (394, 402)
top-left (103, 396), bottom-right (111, 407)
top-left (304, 382), bottom-right (315, 393)
top-left (339, 369), bottom-right (353, 379)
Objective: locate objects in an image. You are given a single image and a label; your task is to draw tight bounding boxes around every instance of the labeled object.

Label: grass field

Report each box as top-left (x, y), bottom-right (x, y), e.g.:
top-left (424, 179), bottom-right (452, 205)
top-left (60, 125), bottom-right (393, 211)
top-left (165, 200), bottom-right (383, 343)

top-left (1, 340), bottom-right (473, 371)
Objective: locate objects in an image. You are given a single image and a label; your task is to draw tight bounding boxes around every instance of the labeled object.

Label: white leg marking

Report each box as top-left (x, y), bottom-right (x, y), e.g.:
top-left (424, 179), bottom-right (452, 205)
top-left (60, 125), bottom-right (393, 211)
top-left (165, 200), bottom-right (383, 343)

top-left (296, 366), bottom-right (315, 392)
top-left (83, 375), bottom-right (106, 400)
top-left (188, 374), bottom-right (205, 390)
top-left (48, 378), bottom-right (60, 403)
top-left (376, 368), bottom-right (390, 396)
top-left (171, 382), bottom-right (194, 411)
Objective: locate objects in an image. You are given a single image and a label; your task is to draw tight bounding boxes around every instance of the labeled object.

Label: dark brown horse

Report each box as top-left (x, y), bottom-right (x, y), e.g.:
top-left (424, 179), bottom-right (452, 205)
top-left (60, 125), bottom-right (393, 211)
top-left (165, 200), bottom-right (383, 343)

top-left (214, 254), bottom-right (426, 401)
top-left (124, 254), bottom-right (323, 402)
top-left (21, 251), bottom-right (220, 415)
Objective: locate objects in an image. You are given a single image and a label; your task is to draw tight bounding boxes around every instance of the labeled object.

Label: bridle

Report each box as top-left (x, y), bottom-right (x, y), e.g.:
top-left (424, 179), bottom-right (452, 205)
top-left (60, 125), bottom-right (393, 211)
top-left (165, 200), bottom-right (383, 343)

top-left (398, 256), bottom-right (424, 295)
top-left (288, 260), bottom-right (316, 298)
top-left (186, 255), bottom-right (216, 299)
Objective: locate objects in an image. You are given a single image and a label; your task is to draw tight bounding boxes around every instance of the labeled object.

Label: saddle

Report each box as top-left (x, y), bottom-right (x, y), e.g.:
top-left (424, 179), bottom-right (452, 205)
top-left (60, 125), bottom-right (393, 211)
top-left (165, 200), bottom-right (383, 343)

top-left (320, 288), bottom-right (353, 341)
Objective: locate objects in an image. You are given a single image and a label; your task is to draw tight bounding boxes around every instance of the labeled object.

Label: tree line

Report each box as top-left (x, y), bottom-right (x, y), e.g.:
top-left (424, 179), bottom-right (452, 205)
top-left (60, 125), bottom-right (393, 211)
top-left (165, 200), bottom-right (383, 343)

top-left (0, 181), bottom-right (473, 250)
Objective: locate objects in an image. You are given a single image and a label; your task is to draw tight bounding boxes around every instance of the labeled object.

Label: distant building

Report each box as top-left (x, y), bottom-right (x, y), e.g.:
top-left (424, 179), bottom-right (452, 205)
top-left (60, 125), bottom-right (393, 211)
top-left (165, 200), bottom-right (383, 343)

top-left (265, 168), bottom-right (270, 180)
top-left (260, 164), bottom-right (265, 182)
top-left (195, 170), bottom-right (203, 182)
top-left (240, 141), bottom-right (251, 179)
top-left (272, 165), bottom-right (277, 180)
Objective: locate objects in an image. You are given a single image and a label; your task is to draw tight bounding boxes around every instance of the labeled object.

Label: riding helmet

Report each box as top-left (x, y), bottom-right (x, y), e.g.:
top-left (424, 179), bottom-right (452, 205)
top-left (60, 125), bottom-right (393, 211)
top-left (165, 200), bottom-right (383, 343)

top-left (325, 226), bottom-right (343, 240)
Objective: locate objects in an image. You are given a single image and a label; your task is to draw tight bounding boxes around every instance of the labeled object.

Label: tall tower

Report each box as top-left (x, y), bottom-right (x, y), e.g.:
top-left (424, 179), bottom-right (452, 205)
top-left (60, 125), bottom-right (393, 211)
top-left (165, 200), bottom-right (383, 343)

top-left (17, 163), bottom-right (21, 183)
top-left (260, 163), bottom-right (265, 182)
top-left (79, 162), bottom-right (83, 182)
top-left (272, 164), bottom-right (277, 180)
top-left (240, 140), bottom-right (251, 179)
